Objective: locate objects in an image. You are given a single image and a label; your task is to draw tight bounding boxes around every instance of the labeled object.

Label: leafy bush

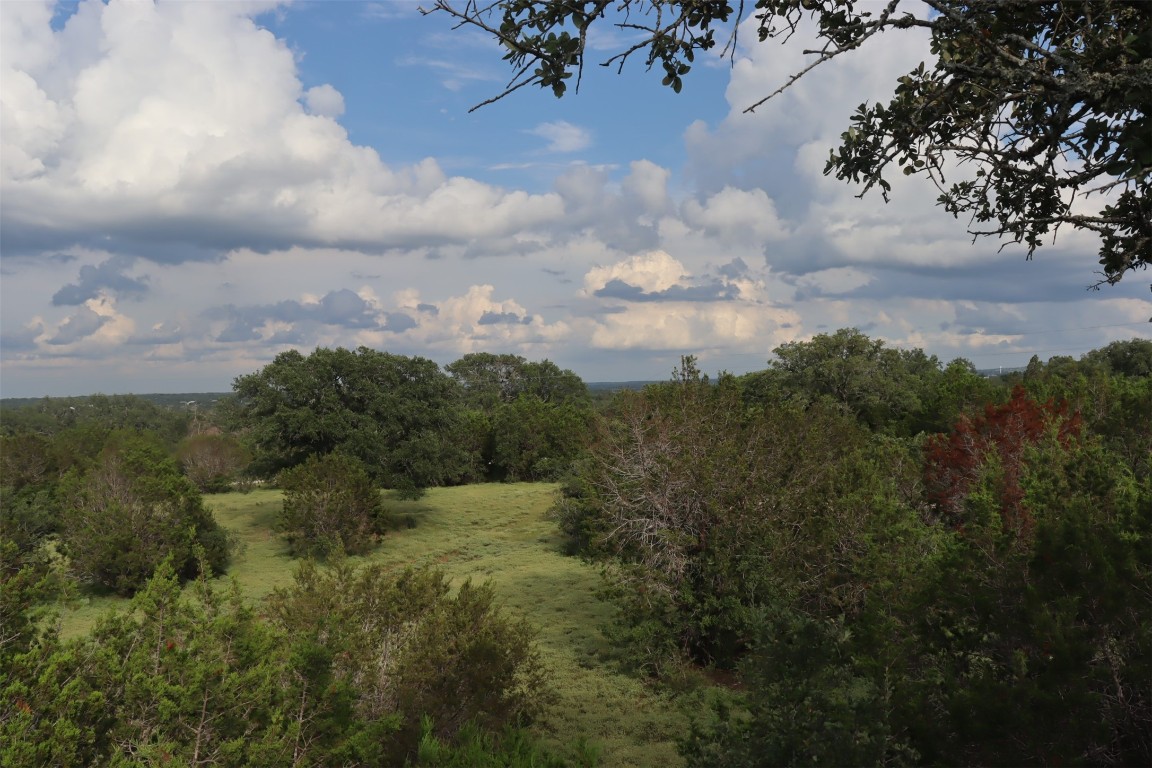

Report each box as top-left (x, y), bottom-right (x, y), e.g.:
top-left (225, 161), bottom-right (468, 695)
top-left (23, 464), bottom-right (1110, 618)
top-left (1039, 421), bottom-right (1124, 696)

top-left (0, 433), bottom-right (55, 491)
top-left (490, 395), bottom-right (592, 481)
top-left (266, 561), bottom-right (550, 761)
top-left (3, 558), bottom-right (554, 767)
top-left (58, 431), bottom-right (230, 595)
top-left (0, 539), bottom-right (62, 674)
top-left (681, 608), bottom-right (917, 768)
top-left (557, 359), bottom-right (926, 672)
top-left (913, 420), bottom-right (1152, 765)
top-left (278, 453), bottom-right (385, 557)
top-left (0, 485), bottom-right (60, 556)
top-left (2, 561), bottom-right (332, 767)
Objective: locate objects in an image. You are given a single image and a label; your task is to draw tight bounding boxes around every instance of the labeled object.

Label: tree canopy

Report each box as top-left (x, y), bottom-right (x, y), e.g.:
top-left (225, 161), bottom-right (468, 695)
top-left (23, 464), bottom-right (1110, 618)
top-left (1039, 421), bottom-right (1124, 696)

top-left (766, 327), bottom-right (943, 432)
top-left (57, 431), bottom-right (230, 595)
top-left (446, 352), bottom-right (590, 411)
top-left (231, 347), bottom-right (471, 494)
top-left (426, 0), bottom-right (1151, 286)
top-left (554, 345), bottom-right (1151, 764)
top-left (446, 352), bottom-right (593, 481)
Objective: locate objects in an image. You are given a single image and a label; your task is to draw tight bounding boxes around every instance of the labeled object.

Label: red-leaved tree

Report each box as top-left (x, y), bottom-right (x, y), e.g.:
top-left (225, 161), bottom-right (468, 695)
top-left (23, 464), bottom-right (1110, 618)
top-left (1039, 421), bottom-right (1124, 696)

top-left (924, 385), bottom-right (1081, 537)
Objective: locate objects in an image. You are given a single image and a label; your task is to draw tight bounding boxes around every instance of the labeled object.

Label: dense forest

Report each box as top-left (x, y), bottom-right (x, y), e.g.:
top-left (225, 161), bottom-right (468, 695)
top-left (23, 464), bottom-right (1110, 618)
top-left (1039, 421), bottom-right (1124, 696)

top-left (2, 334), bottom-right (1150, 766)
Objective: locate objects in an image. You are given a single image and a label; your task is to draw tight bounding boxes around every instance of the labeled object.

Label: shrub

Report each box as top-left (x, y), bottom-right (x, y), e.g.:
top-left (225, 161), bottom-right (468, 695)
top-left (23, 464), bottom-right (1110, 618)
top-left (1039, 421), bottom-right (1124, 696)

top-left (278, 453), bottom-right (385, 556)
top-left (3, 558), bottom-right (554, 768)
top-left (58, 431), bottom-right (229, 595)
top-left (266, 561), bottom-right (550, 762)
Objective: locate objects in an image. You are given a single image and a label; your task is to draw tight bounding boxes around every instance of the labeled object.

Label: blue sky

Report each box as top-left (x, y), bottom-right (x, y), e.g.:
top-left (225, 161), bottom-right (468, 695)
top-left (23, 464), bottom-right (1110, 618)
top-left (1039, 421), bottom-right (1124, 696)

top-left (2, 0), bottom-right (1148, 398)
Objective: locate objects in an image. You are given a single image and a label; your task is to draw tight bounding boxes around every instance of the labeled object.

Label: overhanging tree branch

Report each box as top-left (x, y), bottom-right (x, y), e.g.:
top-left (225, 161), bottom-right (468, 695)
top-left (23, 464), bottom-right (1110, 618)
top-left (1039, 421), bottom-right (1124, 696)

top-left (424, 0), bottom-right (1152, 287)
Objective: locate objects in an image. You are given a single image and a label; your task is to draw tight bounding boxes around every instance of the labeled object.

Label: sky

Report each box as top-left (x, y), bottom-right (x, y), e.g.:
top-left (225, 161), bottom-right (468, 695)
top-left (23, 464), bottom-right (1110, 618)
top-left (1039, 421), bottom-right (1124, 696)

top-left (1, 0), bottom-right (1149, 398)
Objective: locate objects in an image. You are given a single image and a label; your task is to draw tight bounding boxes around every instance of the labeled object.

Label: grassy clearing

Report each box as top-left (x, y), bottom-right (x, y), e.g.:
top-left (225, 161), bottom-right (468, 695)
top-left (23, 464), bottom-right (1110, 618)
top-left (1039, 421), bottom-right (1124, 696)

top-left (57, 483), bottom-right (702, 766)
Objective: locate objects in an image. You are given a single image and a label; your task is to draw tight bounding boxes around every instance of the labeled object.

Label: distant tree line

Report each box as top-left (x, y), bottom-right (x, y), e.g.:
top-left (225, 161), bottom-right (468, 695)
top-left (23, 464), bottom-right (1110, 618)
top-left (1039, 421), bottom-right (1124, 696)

top-left (1, 350), bottom-right (594, 585)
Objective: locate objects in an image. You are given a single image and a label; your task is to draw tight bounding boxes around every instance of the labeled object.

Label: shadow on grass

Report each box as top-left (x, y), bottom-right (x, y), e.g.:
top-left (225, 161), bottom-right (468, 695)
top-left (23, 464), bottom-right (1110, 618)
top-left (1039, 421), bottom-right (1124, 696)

top-left (382, 494), bottom-right (437, 531)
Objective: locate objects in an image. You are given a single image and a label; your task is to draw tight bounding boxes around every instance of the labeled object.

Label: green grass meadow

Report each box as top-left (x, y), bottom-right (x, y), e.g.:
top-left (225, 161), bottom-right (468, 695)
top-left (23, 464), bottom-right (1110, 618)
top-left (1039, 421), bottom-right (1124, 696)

top-left (58, 484), bottom-right (704, 766)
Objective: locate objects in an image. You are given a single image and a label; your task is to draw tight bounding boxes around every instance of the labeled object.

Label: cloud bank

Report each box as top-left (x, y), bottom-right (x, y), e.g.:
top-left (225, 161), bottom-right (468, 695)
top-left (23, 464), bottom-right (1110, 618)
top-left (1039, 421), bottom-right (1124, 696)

top-left (0, 0), bottom-right (1146, 397)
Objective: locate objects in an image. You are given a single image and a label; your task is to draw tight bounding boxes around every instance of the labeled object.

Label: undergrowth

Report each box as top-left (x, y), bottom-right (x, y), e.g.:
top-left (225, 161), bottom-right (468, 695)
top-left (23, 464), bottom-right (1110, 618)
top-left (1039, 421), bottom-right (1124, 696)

top-left (55, 483), bottom-right (705, 767)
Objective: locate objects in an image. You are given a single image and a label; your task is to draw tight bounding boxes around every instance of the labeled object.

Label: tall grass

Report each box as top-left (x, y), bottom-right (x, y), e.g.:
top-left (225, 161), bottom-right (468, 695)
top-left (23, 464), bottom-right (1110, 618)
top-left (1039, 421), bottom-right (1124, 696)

top-left (57, 483), bottom-right (701, 767)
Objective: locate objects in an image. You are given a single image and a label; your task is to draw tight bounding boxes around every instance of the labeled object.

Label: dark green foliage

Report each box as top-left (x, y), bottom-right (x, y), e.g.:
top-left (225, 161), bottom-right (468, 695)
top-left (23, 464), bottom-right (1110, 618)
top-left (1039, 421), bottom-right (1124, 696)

top-left (1092, 372), bottom-right (1152, 479)
top-left (0, 540), bottom-right (62, 674)
top-left (447, 353), bottom-right (594, 481)
top-left (558, 357), bottom-right (929, 672)
top-left (278, 452), bottom-right (385, 557)
top-left (917, 357), bottom-right (1005, 434)
top-left (2, 557), bottom-right (553, 767)
top-left (57, 431), bottom-right (230, 595)
top-left (914, 427), bottom-right (1152, 766)
top-left (446, 352), bottom-right (590, 410)
top-left (490, 395), bottom-right (592, 481)
top-left (266, 560), bottom-right (550, 762)
top-left (1020, 351), bottom-right (1152, 478)
top-left (553, 341), bottom-right (1152, 766)
top-left (1082, 338), bottom-right (1152, 378)
top-left (0, 432), bottom-right (54, 491)
top-left (0, 393), bottom-right (190, 444)
top-left (551, 460), bottom-right (598, 555)
top-left (742, 331), bottom-right (1003, 437)
top-left (446, 352), bottom-right (533, 410)
top-left (674, 392), bottom-right (1151, 766)
top-left (681, 609), bottom-right (916, 768)
top-left (0, 485), bottom-right (60, 556)
top-left (232, 346), bottom-right (472, 492)
top-left (766, 327), bottom-right (945, 434)
top-left (2, 430), bottom-right (83, 556)
top-left (1, 629), bottom-right (112, 767)
top-left (1, 561), bottom-right (287, 767)
top-left (455, 407), bottom-right (494, 483)
top-left (37, 422), bottom-right (114, 477)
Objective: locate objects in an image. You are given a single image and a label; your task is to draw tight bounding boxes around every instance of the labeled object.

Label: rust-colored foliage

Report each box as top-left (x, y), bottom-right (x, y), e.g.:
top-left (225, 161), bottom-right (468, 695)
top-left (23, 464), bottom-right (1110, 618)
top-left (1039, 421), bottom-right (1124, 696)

top-left (924, 385), bottom-right (1081, 536)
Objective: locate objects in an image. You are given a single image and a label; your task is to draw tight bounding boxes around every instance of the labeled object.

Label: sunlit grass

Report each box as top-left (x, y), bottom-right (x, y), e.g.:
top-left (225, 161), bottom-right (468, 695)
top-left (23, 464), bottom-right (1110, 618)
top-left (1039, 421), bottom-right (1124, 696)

top-left (368, 484), bottom-right (693, 766)
top-left (57, 483), bottom-right (698, 766)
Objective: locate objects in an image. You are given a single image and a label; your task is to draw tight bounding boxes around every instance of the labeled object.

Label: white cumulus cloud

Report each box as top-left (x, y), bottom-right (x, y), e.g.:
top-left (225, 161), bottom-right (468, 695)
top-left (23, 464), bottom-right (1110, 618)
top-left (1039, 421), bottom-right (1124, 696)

top-left (529, 120), bottom-right (592, 153)
top-left (583, 251), bottom-right (687, 295)
top-left (0, 0), bottom-right (564, 258)
top-left (304, 84), bottom-right (345, 117)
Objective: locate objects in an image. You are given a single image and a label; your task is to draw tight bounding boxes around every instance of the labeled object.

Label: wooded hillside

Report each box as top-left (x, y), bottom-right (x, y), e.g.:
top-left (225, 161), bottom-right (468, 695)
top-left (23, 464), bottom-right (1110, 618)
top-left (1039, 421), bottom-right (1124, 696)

top-left (3, 335), bottom-right (1149, 765)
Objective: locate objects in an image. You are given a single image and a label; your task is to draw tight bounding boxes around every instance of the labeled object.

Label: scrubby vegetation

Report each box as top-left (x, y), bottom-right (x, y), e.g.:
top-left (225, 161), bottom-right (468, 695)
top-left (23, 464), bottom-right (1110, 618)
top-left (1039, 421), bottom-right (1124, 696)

top-left (277, 452), bottom-right (386, 557)
top-left (1, 558), bottom-right (550, 766)
top-left (557, 336), bottom-right (1152, 766)
top-left (3, 336), bottom-right (1150, 765)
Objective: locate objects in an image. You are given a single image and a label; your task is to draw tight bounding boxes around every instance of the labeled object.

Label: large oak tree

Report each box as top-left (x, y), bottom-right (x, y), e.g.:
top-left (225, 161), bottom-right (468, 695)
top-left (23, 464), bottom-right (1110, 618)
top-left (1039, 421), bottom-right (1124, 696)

top-left (231, 347), bottom-right (471, 495)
